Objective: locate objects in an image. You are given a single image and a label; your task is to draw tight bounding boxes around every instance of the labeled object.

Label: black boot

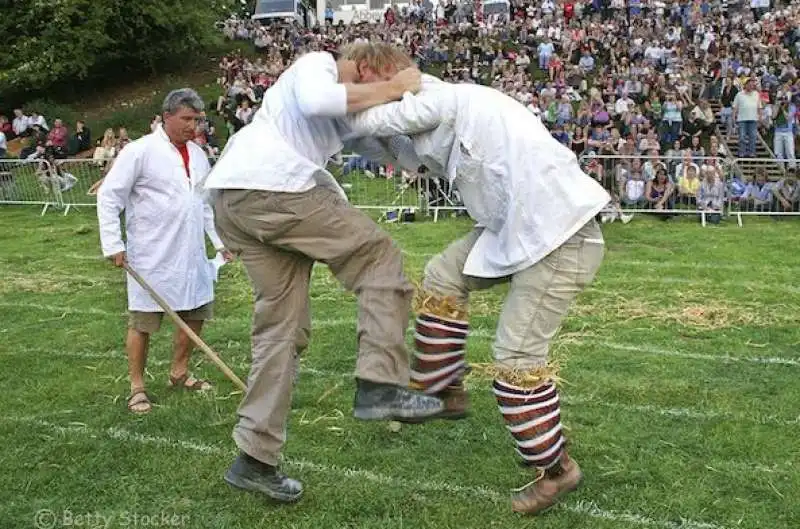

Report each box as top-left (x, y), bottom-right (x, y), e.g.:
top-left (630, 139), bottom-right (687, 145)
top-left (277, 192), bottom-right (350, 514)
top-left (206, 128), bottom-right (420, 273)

top-left (353, 378), bottom-right (444, 422)
top-left (224, 452), bottom-right (303, 503)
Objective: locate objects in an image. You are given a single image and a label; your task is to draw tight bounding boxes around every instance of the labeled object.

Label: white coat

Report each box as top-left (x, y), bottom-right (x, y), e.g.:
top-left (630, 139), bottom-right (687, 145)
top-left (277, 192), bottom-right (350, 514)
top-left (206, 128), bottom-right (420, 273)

top-left (97, 125), bottom-right (225, 312)
top-left (344, 75), bottom-right (611, 278)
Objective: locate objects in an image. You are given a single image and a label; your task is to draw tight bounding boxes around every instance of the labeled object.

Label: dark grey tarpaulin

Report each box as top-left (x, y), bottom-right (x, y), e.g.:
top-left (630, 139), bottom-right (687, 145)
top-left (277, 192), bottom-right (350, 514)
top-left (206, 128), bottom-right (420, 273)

top-left (254, 0), bottom-right (296, 15)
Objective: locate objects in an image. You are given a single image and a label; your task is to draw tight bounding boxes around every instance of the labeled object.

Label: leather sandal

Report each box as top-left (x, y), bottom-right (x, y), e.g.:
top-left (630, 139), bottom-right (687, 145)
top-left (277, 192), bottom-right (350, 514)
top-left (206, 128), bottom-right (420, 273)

top-left (127, 388), bottom-right (152, 414)
top-left (168, 373), bottom-right (212, 391)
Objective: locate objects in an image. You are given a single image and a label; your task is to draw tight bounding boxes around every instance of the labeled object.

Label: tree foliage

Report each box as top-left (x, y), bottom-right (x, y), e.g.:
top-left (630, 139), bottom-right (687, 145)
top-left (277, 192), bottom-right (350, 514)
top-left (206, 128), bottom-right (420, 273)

top-left (0, 0), bottom-right (237, 106)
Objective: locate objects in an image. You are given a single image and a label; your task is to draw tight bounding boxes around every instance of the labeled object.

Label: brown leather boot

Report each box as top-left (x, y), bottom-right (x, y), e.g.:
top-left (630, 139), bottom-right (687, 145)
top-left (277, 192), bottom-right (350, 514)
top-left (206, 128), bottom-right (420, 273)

top-left (511, 453), bottom-right (583, 515)
top-left (435, 384), bottom-right (470, 419)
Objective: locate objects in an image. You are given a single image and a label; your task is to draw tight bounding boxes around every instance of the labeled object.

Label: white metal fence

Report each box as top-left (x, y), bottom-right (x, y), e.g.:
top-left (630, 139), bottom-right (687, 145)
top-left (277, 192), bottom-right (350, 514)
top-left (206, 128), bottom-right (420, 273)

top-left (0, 154), bottom-right (427, 218)
top-left (583, 154), bottom-right (800, 226)
top-left (0, 158), bottom-right (82, 215)
top-left (3, 153), bottom-right (798, 226)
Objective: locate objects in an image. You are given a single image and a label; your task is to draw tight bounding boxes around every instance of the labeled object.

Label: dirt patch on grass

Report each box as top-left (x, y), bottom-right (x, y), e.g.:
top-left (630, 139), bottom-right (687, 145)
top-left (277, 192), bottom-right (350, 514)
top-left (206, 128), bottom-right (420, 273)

top-left (0, 272), bottom-right (112, 294)
top-left (570, 292), bottom-right (793, 328)
top-left (0, 274), bottom-right (72, 294)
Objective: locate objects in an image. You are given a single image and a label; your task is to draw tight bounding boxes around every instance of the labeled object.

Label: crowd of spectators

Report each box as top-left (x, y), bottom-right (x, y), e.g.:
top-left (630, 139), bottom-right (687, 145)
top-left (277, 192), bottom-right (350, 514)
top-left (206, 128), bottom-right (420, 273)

top-left (3, 1), bottom-right (799, 217)
top-left (215, 1), bottom-right (800, 217)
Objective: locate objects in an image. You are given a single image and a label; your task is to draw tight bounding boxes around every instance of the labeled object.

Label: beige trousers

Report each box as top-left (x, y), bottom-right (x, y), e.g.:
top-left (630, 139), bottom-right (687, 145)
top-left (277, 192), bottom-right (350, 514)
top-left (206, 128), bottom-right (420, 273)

top-left (423, 219), bottom-right (605, 369)
top-left (212, 186), bottom-right (414, 466)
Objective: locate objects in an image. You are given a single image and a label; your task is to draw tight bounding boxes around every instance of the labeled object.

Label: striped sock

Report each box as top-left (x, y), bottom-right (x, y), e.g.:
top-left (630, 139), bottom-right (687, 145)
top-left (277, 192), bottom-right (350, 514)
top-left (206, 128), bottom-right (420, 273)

top-left (410, 312), bottom-right (468, 394)
top-left (493, 378), bottom-right (565, 470)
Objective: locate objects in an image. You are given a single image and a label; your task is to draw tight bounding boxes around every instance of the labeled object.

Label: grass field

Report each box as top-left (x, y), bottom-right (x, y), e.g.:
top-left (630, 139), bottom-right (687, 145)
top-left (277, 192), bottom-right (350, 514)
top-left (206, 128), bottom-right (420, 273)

top-left (1, 206), bottom-right (798, 529)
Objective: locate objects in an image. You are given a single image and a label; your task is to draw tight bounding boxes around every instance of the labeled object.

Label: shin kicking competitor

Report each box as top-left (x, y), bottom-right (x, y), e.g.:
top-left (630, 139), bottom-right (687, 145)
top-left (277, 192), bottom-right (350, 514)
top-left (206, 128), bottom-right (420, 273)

top-left (343, 75), bottom-right (612, 514)
top-left (201, 44), bottom-right (444, 504)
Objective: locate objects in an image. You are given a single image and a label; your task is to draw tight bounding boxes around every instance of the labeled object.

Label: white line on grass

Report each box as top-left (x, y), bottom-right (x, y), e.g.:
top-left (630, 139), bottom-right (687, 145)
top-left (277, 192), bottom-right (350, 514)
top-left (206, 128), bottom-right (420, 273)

top-left (6, 348), bottom-right (800, 428)
top-left (596, 342), bottom-right (800, 367)
top-left (6, 303), bottom-right (799, 368)
top-left (62, 250), bottom-right (800, 275)
top-left (399, 252), bottom-right (800, 274)
top-left (9, 417), bottom-right (729, 529)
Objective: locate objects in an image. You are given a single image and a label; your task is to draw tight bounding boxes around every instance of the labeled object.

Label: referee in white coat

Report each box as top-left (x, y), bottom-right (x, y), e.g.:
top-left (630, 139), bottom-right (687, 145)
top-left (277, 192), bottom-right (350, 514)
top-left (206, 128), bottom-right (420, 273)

top-left (97, 88), bottom-right (232, 415)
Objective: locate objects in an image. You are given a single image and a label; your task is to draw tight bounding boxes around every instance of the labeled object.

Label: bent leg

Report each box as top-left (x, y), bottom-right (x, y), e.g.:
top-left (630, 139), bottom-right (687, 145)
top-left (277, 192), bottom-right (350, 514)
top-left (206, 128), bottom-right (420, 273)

top-left (216, 187), bottom-right (442, 423)
top-left (412, 228), bottom-right (504, 417)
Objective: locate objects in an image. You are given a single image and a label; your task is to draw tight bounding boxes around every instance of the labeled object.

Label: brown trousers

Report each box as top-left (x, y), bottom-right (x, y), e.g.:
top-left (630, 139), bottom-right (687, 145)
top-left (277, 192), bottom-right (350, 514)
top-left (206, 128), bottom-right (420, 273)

top-left (212, 186), bottom-right (414, 466)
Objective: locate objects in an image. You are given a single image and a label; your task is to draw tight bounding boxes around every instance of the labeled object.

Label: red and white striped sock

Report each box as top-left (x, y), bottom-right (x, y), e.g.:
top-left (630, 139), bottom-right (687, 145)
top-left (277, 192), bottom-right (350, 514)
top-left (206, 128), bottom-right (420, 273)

top-left (493, 378), bottom-right (565, 470)
top-left (410, 312), bottom-right (468, 394)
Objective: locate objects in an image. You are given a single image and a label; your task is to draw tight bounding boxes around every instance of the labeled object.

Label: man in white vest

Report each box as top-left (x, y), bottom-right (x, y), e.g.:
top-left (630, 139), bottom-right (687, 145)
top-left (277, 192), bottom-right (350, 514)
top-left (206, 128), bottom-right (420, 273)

top-left (97, 88), bottom-right (232, 416)
top-left (343, 73), bottom-right (611, 515)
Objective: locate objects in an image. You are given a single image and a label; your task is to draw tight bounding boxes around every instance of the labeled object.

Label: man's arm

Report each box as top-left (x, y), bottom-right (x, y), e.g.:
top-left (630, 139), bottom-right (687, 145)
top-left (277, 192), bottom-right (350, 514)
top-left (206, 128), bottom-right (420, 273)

top-left (96, 144), bottom-right (140, 259)
top-left (342, 137), bottom-right (400, 167)
top-left (343, 88), bottom-right (446, 140)
top-left (342, 135), bottom-right (427, 174)
top-left (294, 53), bottom-right (418, 118)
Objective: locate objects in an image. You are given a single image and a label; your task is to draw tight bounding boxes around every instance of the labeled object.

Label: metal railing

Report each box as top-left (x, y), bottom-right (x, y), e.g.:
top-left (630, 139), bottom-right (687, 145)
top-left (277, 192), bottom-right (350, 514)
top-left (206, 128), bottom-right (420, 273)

top-left (0, 159), bottom-right (71, 215)
top-left (4, 153), bottom-right (798, 227)
top-left (582, 154), bottom-right (800, 226)
top-left (0, 154), bottom-right (426, 218)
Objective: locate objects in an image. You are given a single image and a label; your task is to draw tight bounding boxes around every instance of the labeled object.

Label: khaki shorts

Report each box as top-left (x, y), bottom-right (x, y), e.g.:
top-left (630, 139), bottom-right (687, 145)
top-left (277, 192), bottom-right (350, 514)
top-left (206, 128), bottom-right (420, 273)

top-left (128, 302), bottom-right (214, 335)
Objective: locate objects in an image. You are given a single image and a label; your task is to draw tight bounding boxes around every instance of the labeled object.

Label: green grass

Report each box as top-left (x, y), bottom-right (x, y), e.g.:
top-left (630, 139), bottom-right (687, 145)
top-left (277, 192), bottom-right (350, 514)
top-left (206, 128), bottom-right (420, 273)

top-left (0, 207), bottom-right (799, 529)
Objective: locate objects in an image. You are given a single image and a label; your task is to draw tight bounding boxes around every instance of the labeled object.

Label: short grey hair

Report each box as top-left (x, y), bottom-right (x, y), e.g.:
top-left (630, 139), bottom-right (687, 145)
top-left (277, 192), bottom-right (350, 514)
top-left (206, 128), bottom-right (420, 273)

top-left (162, 88), bottom-right (205, 114)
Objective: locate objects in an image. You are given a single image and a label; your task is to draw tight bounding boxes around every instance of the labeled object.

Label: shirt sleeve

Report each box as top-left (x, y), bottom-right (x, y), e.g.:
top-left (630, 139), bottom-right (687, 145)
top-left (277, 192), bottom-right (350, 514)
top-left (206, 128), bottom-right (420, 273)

top-left (343, 89), bottom-right (445, 139)
top-left (96, 143), bottom-right (141, 257)
top-left (294, 52), bottom-right (348, 118)
top-left (195, 153), bottom-right (225, 251)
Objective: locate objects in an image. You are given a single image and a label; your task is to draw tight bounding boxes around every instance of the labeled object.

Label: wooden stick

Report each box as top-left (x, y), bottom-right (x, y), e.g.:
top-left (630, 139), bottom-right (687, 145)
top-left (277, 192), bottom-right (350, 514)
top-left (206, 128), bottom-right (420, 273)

top-left (124, 263), bottom-right (247, 392)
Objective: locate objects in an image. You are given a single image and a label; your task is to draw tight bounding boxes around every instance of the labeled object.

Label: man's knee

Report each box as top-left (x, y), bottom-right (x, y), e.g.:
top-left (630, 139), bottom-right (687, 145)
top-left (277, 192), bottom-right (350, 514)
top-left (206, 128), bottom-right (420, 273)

top-left (355, 232), bottom-right (413, 291)
top-left (295, 326), bottom-right (310, 354)
top-left (422, 253), bottom-right (466, 302)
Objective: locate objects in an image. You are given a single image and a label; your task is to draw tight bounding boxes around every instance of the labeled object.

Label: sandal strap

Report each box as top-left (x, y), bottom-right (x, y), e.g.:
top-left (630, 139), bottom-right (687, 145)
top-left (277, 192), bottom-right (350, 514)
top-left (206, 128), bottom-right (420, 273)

top-left (169, 373), bottom-right (189, 387)
top-left (170, 373), bottom-right (211, 390)
top-left (127, 390), bottom-right (151, 407)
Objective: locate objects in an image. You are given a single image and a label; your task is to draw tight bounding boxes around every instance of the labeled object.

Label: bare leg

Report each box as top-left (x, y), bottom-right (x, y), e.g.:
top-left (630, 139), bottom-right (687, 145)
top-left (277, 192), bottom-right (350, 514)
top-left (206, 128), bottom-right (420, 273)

top-left (169, 320), bottom-right (211, 390)
top-left (126, 328), bottom-right (152, 413)
top-left (127, 328), bottom-right (150, 393)
top-left (169, 319), bottom-right (206, 384)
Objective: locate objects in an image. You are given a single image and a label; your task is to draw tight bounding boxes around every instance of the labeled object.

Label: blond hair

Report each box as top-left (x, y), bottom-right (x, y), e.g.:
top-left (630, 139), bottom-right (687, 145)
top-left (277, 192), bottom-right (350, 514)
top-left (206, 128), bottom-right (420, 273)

top-left (338, 42), bottom-right (414, 72)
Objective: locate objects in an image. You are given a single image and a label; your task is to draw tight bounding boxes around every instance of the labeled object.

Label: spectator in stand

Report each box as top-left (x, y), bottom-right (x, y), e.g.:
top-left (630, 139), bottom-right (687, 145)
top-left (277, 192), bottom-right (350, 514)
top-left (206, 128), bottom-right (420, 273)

top-left (0, 116), bottom-right (12, 142)
top-left (645, 168), bottom-right (675, 218)
top-left (46, 119), bottom-right (69, 158)
top-left (93, 128), bottom-right (117, 166)
top-left (771, 172), bottom-right (800, 213)
top-left (71, 120), bottom-right (92, 155)
top-left (740, 169), bottom-right (773, 211)
top-left (12, 109), bottom-right (30, 138)
top-left (718, 76), bottom-right (738, 135)
top-left (772, 95), bottom-right (797, 169)
top-left (677, 164), bottom-right (700, 206)
top-left (116, 128), bottom-right (130, 151)
top-left (732, 78), bottom-right (761, 158)
top-left (29, 111), bottom-right (48, 132)
top-left (697, 166), bottom-right (725, 223)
